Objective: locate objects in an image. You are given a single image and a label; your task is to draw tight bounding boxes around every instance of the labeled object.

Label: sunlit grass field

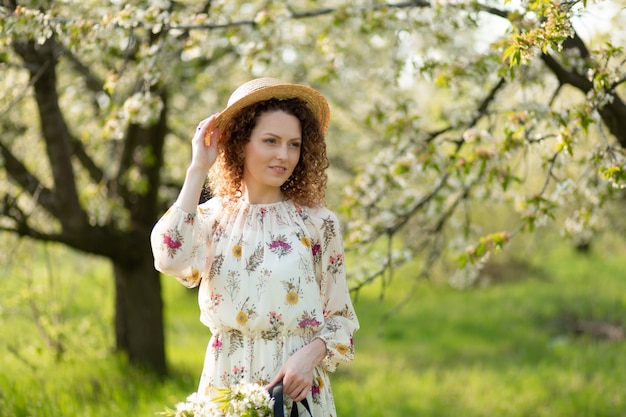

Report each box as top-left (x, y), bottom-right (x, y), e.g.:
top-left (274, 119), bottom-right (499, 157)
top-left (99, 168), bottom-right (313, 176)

top-left (1, 234), bottom-right (625, 416)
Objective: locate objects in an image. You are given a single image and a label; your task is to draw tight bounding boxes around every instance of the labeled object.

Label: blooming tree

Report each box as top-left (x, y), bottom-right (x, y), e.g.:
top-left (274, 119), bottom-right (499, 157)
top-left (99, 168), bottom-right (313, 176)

top-left (1, 0), bottom-right (625, 371)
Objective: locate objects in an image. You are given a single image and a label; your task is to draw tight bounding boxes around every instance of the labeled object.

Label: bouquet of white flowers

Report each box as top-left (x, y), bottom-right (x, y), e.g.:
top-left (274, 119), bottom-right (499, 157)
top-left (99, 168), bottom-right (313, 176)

top-left (161, 382), bottom-right (274, 417)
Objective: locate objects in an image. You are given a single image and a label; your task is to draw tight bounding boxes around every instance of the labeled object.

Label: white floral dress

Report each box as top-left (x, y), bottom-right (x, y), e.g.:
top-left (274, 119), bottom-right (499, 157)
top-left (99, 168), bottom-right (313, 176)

top-left (151, 197), bottom-right (359, 417)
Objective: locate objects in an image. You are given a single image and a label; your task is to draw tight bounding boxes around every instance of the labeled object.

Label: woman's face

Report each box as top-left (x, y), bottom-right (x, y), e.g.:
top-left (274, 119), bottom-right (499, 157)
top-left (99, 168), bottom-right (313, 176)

top-left (242, 110), bottom-right (302, 203)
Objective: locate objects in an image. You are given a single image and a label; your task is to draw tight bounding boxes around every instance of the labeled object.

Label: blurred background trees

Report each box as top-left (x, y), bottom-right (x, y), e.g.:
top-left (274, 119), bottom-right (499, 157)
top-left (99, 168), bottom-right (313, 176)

top-left (1, 0), bottom-right (625, 373)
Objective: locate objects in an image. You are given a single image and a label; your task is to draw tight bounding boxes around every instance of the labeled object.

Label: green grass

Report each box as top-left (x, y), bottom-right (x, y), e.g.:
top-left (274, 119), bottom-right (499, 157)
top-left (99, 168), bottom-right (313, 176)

top-left (333, 239), bottom-right (626, 417)
top-left (1, 236), bottom-right (626, 416)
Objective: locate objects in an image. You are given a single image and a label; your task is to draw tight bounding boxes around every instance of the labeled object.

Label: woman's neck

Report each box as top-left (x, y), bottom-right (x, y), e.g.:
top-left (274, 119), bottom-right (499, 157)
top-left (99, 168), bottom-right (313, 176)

top-left (240, 186), bottom-right (284, 205)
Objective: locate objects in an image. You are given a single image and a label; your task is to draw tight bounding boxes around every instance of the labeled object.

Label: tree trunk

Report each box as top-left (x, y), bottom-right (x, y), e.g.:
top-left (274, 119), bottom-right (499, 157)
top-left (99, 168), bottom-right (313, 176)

top-left (6, 32), bottom-right (169, 372)
top-left (113, 248), bottom-right (166, 375)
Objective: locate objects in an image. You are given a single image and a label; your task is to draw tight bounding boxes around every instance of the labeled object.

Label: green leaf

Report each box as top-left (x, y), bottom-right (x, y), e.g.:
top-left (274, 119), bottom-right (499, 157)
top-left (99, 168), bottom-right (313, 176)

top-left (456, 253), bottom-right (468, 269)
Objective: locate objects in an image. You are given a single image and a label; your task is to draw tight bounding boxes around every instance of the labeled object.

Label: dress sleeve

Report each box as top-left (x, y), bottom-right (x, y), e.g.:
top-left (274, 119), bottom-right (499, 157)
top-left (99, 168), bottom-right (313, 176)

top-left (150, 204), bottom-right (210, 288)
top-left (310, 208), bottom-right (360, 372)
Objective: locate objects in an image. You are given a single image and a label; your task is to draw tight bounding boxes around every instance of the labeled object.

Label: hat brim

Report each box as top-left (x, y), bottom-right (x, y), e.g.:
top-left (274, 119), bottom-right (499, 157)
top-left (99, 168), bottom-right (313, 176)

top-left (213, 82), bottom-right (330, 138)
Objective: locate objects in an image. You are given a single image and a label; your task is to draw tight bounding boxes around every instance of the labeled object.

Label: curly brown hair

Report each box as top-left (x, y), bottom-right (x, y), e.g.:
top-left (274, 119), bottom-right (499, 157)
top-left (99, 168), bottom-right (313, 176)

top-left (208, 98), bottom-right (329, 207)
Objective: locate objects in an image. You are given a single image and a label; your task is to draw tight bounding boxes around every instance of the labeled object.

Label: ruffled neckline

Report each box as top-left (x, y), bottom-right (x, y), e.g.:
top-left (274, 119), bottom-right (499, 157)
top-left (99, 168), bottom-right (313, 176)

top-left (232, 197), bottom-right (292, 209)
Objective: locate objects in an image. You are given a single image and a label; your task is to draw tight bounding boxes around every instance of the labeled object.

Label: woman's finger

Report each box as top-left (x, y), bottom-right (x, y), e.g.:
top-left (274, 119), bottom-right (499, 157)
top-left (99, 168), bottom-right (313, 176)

top-left (290, 385), bottom-right (310, 402)
top-left (193, 114), bottom-right (218, 142)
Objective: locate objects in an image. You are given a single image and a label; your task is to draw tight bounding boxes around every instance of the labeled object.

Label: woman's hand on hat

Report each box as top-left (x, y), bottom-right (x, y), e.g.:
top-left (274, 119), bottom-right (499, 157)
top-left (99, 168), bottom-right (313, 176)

top-left (190, 114), bottom-right (219, 172)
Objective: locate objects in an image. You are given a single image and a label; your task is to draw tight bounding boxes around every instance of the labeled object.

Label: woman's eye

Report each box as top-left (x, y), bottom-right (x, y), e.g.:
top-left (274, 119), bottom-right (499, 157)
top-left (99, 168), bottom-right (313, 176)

top-left (290, 142), bottom-right (302, 148)
top-left (264, 138), bottom-right (277, 144)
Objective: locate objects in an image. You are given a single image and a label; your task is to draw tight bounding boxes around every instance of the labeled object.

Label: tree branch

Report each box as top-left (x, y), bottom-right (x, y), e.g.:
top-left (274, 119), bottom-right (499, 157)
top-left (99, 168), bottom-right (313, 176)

top-left (162, 0), bottom-right (432, 31)
top-left (478, 2), bottom-right (626, 148)
top-left (112, 89), bottom-right (168, 227)
top-left (469, 77), bottom-right (507, 127)
top-left (11, 37), bottom-right (88, 230)
top-left (0, 194), bottom-right (61, 242)
top-left (0, 139), bottom-right (59, 217)
top-left (356, 75), bottom-right (506, 243)
top-left (612, 74), bottom-right (626, 89)
top-left (69, 136), bottom-right (105, 184)
top-left (541, 51), bottom-right (626, 147)
top-left (63, 49), bottom-right (104, 94)
top-left (0, 53), bottom-right (49, 120)
top-left (540, 52), bottom-right (593, 91)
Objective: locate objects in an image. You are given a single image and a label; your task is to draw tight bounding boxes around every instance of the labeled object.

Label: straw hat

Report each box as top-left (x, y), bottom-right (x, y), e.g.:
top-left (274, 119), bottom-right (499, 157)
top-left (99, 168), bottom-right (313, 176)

top-left (210, 77), bottom-right (330, 144)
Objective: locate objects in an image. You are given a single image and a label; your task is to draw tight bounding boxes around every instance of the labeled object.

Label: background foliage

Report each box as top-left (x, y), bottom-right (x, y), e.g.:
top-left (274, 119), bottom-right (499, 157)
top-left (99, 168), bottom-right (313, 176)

top-left (2, 0), bottom-right (626, 411)
top-left (2, 0), bottom-right (626, 285)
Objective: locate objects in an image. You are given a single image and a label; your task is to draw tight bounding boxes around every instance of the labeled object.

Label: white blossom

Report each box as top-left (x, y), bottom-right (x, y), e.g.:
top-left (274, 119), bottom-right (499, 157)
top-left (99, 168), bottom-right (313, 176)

top-left (164, 382), bottom-right (273, 417)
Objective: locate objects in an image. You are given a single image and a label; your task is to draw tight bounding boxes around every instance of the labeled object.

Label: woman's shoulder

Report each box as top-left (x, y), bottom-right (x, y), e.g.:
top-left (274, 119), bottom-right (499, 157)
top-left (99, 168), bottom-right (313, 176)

top-left (197, 196), bottom-right (227, 216)
top-left (301, 203), bottom-right (334, 217)
top-left (294, 202), bottom-right (340, 226)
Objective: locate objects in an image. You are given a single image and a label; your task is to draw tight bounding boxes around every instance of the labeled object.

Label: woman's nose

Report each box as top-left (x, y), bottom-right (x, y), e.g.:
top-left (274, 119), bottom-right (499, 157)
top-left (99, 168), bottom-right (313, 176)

top-left (276, 145), bottom-right (288, 160)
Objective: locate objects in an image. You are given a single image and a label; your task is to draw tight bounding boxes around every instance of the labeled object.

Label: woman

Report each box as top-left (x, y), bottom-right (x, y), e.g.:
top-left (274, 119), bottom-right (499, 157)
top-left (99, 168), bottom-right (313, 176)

top-left (151, 77), bottom-right (359, 416)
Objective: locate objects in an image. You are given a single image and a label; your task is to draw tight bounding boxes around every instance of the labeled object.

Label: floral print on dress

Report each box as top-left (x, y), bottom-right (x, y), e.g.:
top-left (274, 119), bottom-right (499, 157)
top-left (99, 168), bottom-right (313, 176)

top-left (185, 269), bottom-right (200, 284)
top-left (311, 374), bottom-right (324, 405)
top-left (297, 310), bottom-right (322, 329)
top-left (184, 212), bottom-right (196, 225)
top-left (320, 217), bottom-right (337, 246)
top-left (245, 243), bottom-right (264, 273)
top-left (161, 228), bottom-right (183, 258)
top-left (203, 292), bottom-right (224, 315)
top-left (225, 270), bottom-right (241, 301)
top-left (150, 199), bottom-right (359, 417)
top-left (233, 365), bottom-right (246, 380)
top-left (211, 335), bottom-right (223, 361)
top-left (283, 280), bottom-right (302, 306)
top-left (267, 233), bottom-right (292, 258)
top-left (267, 311), bottom-right (284, 334)
top-left (220, 365), bottom-right (246, 386)
top-left (311, 241), bottom-right (322, 263)
top-left (251, 368), bottom-right (270, 386)
top-left (335, 343), bottom-right (350, 356)
top-left (231, 244), bottom-right (243, 258)
top-left (235, 297), bottom-right (257, 328)
top-left (293, 226), bottom-right (311, 248)
top-left (227, 329), bottom-right (244, 356)
top-left (255, 267), bottom-right (271, 298)
top-left (212, 221), bottom-right (227, 242)
top-left (208, 253), bottom-right (224, 281)
top-left (327, 252), bottom-right (344, 276)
